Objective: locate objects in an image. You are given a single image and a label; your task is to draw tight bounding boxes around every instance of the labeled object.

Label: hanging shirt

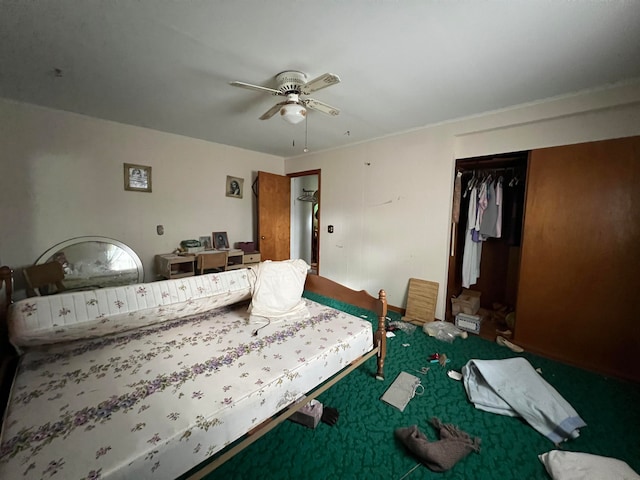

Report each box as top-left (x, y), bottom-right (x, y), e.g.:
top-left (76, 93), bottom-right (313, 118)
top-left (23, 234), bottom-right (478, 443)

top-left (462, 186), bottom-right (483, 288)
top-left (471, 181), bottom-right (487, 242)
top-left (479, 180), bottom-right (498, 238)
top-left (462, 218), bottom-right (483, 288)
top-left (475, 181), bottom-right (488, 230)
top-left (468, 185), bottom-right (479, 242)
top-left (495, 178), bottom-right (503, 238)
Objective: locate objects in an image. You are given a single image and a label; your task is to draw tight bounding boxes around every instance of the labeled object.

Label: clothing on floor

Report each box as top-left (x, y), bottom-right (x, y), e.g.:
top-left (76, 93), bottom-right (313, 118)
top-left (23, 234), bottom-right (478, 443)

top-left (462, 358), bottom-right (586, 444)
top-left (395, 418), bottom-right (481, 472)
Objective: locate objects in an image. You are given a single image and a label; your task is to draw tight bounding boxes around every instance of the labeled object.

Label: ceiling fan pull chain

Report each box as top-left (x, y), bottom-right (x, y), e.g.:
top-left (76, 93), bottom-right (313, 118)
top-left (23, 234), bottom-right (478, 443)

top-left (304, 115), bottom-right (309, 153)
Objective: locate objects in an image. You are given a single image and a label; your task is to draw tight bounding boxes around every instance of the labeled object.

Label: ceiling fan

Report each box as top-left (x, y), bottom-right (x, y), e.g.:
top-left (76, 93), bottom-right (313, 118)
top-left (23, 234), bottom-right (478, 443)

top-left (230, 70), bottom-right (341, 124)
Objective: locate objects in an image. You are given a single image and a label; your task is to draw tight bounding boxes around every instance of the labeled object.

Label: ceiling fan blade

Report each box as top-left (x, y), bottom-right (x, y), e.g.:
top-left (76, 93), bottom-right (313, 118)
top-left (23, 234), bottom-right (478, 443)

top-left (259, 102), bottom-right (286, 120)
top-left (301, 73), bottom-right (341, 95)
top-left (229, 81), bottom-right (282, 96)
top-left (304, 98), bottom-right (340, 116)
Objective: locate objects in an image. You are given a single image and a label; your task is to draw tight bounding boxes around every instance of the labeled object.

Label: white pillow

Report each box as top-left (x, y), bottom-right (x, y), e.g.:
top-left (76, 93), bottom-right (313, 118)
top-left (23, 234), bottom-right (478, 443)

top-left (248, 259), bottom-right (310, 321)
top-left (539, 450), bottom-right (640, 480)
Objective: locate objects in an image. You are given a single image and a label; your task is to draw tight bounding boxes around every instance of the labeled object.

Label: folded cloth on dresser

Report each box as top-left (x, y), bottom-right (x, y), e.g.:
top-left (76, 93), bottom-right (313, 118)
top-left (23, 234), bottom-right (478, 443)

top-left (462, 358), bottom-right (586, 444)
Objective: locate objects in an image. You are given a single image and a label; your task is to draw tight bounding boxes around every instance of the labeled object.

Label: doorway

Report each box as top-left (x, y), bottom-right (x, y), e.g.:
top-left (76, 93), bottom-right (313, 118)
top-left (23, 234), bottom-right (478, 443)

top-left (290, 170), bottom-right (320, 274)
top-left (255, 170), bottom-right (321, 272)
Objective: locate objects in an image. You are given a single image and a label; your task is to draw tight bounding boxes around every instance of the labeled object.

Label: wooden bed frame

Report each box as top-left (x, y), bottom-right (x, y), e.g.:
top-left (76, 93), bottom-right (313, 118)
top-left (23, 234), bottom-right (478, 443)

top-left (184, 274), bottom-right (388, 478)
top-left (0, 266), bottom-right (16, 421)
top-left (0, 266), bottom-right (387, 479)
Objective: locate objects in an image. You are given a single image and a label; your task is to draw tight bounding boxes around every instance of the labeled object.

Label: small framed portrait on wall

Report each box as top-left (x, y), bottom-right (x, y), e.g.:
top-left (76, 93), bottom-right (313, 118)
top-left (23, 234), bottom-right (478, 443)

top-left (124, 163), bottom-right (152, 192)
top-left (212, 231), bottom-right (229, 249)
top-left (226, 176), bottom-right (244, 198)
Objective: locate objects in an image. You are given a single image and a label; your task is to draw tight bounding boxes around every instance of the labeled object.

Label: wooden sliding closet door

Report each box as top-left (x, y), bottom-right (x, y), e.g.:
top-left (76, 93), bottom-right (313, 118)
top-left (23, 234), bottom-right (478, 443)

top-left (516, 136), bottom-right (640, 382)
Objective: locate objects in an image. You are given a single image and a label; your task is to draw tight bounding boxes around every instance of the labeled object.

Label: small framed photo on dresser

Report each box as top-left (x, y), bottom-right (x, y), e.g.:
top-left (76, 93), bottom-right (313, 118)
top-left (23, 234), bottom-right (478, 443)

top-left (212, 231), bottom-right (229, 250)
top-left (199, 235), bottom-right (213, 250)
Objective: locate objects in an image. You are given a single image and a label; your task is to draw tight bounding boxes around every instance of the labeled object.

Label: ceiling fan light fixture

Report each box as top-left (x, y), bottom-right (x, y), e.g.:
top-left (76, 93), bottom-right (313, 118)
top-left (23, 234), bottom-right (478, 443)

top-left (280, 103), bottom-right (306, 124)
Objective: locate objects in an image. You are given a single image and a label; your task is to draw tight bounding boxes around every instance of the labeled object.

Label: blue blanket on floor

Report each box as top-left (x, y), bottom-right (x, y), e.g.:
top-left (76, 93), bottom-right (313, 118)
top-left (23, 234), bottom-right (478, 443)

top-left (462, 358), bottom-right (586, 444)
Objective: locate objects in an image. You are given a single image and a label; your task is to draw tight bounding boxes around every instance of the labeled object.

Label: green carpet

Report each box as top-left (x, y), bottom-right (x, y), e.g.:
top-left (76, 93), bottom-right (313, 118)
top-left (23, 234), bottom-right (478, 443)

top-left (191, 292), bottom-right (640, 480)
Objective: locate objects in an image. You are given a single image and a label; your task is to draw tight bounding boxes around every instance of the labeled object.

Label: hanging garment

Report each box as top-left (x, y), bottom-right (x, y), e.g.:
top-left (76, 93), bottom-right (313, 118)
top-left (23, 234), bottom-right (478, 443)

top-left (479, 180), bottom-right (498, 238)
top-left (507, 182), bottom-right (525, 246)
top-left (467, 184), bottom-right (478, 243)
top-left (452, 172), bottom-right (462, 224)
top-left (472, 181), bottom-right (487, 242)
top-left (450, 173), bottom-right (463, 256)
top-left (462, 186), bottom-right (482, 288)
top-left (474, 180), bottom-right (488, 231)
top-left (495, 178), bottom-right (503, 238)
top-left (462, 219), bottom-right (482, 288)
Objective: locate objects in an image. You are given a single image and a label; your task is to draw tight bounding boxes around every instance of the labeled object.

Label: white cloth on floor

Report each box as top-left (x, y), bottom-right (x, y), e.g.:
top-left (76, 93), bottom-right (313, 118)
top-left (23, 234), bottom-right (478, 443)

top-left (462, 358), bottom-right (586, 443)
top-left (539, 450), bottom-right (640, 480)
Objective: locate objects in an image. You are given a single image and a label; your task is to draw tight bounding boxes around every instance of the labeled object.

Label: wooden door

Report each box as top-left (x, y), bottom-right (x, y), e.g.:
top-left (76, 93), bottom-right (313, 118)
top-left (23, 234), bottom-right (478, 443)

top-left (257, 171), bottom-right (291, 261)
top-left (516, 136), bottom-right (640, 382)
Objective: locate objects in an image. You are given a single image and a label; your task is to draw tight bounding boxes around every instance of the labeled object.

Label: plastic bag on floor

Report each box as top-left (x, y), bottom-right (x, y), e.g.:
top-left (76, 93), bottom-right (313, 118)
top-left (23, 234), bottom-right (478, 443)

top-left (389, 321), bottom-right (417, 334)
top-left (423, 321), bottom-right (467, 343)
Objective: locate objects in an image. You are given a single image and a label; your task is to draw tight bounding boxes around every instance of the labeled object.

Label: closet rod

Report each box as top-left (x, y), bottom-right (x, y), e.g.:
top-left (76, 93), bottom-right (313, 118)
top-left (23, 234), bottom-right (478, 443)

top-left (456, 153), bottom-right (528, 171)
top-left (457, 165), bottom-right (526, 174)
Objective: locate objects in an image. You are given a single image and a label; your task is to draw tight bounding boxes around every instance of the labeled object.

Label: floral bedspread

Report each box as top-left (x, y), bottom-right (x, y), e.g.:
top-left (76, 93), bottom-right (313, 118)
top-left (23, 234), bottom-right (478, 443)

top-left (8, 269), bottom-right (253, 349)
top-left (0, 298), bottom-right (373, 479)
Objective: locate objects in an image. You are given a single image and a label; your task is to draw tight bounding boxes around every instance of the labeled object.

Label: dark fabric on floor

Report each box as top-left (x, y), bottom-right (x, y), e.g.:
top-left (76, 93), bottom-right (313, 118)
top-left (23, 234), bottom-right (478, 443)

top-left (395, 419), bottom-right (481, 472)
top-left (182, 291), bottom-right (640, 480)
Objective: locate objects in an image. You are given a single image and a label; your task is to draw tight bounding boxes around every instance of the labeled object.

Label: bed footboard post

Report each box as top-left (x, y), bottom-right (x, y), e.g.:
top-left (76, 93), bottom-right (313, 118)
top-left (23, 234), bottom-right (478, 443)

top-left (0, 266), bottom-right (13, 308)
top-left (374, 289), bottom-right (387, 380)
top-left (0, 266), bottom-right (16, 426)
top-left (0, 266), bottom-right (13, 337)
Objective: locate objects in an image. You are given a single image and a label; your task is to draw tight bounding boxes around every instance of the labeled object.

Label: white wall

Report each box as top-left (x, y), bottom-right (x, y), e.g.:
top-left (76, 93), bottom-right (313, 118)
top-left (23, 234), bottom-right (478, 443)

top-left (285, 82), bottom-right (640, 315)
top-left (0, 99), bottom-right (283, 294)
top-left (3, 82), bottom-right (639, 312)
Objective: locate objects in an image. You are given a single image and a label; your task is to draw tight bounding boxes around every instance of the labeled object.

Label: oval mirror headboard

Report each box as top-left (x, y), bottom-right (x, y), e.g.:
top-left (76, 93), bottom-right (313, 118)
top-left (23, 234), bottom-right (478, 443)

top-left (36, 236), bottom-right (144, 290)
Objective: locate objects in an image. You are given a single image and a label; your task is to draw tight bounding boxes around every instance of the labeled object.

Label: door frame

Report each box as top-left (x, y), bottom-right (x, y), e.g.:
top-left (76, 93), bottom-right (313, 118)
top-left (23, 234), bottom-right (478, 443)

top-left (446, 153), bottom-right (528, 321)
top-left (288, 169), bottom-right (321, 274)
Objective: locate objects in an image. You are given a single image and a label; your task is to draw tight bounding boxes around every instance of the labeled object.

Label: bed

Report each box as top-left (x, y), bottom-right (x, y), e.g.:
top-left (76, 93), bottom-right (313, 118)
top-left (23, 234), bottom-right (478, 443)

top-left (0, 262), bottom-right (387, 479)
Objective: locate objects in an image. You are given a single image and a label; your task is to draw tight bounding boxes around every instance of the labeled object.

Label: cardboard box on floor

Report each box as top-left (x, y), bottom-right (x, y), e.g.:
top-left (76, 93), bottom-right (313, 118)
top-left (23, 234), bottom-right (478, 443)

top-left (455, 312), bottom-right (482, 334)
top-left (288, 398), bottom-right (323, 429)
top-left (451, 289), bottom-right (481, 315)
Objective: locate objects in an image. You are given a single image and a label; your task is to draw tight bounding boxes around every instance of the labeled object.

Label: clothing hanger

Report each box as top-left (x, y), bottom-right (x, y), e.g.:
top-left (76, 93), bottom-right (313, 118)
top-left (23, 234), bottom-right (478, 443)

top-left (464, 170), bottom-right (478, 197)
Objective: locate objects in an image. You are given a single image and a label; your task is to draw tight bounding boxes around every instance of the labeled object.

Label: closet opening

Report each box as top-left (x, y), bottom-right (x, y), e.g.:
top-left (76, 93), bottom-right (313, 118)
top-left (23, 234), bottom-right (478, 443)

top-left (447, 151), bottom-right (529, 339)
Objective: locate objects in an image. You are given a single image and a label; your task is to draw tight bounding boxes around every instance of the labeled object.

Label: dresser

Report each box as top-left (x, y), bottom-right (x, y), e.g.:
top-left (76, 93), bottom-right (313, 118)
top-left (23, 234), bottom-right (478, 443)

top-left (155, 254), bottom-right (197, 279)
top-left (155, 250), bottom-right (261, 279)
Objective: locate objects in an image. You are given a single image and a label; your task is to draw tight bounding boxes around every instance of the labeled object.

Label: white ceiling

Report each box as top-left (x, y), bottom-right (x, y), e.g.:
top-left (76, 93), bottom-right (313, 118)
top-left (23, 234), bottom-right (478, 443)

top-left (2, 1), bottom-right (639, 158)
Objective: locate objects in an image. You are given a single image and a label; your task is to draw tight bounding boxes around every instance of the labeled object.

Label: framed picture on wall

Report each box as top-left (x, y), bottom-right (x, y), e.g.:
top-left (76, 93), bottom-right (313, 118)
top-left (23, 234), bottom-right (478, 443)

top-left (199, 235), bottom-right (213, 250)
top-left (212, 231), bottom-right (229, 249)
top-left (226, 176), bottom-right (244, 199)
top-left (124, 163), bottom-right (152, 192)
